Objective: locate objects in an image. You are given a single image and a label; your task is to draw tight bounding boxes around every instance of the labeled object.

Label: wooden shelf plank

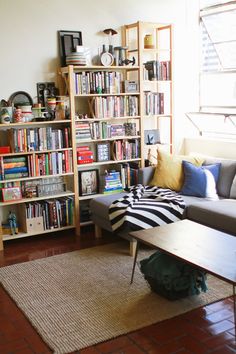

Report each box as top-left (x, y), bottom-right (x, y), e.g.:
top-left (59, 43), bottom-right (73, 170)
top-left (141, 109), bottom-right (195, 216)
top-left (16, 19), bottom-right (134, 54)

top-left (0, 172), bottom-right (74, 184)
top-left (75, 92), bottom-right (140, 97)
top-left (3, 225), bottom-right (75, 241)
top-left (75, 116), bottom-right (140, 122)
top-left (77, 158), bottom-right (141, 168)
top-left (61, 65), bottom-right (140, 73)
top-left (76, 135), bottom-right (141, 143)
top-left (0, 120), bottom-right (71, 128)
top-left (0, 192), bottom-right (75, 207)
top-left (0, 148), bottom-right (73, 157)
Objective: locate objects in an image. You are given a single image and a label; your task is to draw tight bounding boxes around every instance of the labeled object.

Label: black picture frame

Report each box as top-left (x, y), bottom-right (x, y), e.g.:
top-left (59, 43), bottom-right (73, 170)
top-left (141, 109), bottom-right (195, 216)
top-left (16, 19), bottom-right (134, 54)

top-left (58, 30), bottom-right (83, 67)
top-left (96, 142), bottom-right (110, 162)
top-left (79, 169), bottom-right (99, 196)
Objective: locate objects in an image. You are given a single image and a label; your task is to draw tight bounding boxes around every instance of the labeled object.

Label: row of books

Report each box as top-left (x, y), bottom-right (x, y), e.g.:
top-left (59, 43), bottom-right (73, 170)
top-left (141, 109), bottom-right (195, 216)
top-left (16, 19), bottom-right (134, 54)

top-left (93, 96), bottom-right (138, 118)
top-left (111, 139), bottom-right (140, 161)
top-left (143, 60), bottom-right (171, 81)
top-left (34, 151), bottom-right (73, 176)
top-left (144, 92), bottom-right (164, 115)
top-left (76, 122), bottom-right (137, 141)
top-left (74, 71), bottom-right (123, 95)
top-left (26, 197), bottom-right (74, 229)
top-left (8, 127), bottom-right (71, 153)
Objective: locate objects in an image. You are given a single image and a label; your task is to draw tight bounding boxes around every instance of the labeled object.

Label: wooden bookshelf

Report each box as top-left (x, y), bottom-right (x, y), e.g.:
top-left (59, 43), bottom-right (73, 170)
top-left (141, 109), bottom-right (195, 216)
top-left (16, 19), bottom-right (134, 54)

top-left (123, 21), bottom-right (173, 156)
top-left (0, 114), bottom-right (77, 248)
top-left (59, 64), bottom-right (142, 230)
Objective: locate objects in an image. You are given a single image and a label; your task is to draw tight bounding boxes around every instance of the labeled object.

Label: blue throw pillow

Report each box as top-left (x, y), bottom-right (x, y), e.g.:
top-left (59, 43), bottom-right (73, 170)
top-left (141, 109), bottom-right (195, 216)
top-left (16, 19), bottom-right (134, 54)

top-left (180, 161), bottom-right (221, 199)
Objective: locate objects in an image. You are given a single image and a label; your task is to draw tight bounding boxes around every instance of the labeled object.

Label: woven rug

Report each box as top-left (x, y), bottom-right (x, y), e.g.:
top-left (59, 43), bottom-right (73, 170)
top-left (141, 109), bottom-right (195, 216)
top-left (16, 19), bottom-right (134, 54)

top-left (0, 242), bottom-right (233, 354)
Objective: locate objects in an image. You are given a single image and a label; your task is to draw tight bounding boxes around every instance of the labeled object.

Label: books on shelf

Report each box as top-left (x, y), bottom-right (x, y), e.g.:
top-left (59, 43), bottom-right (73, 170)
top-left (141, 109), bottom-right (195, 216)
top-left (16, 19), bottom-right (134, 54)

top-left (74, 71), bottom-right (122, 94)
top-left (0, 156), bottom-right (29, 180)
top-left (102, 170), bottom-right (123, 194)
top-left (111, 139), bottom-right (140, 161)
top-left (144, 91), bottom-right (164, 115)
top-left (93, 96), bottom-right (138, 118)
top-left (25, 196), bottom-right (74, 230)
top-left (143, 60), bottom-right (171, 81)
top-left (7, 127), bottom-right (71, 153)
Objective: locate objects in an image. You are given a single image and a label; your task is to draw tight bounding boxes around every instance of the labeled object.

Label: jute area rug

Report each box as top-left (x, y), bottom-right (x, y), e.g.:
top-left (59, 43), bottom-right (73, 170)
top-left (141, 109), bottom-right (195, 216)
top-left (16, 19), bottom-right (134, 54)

top-left (0, 241), bottom-right (233, 354)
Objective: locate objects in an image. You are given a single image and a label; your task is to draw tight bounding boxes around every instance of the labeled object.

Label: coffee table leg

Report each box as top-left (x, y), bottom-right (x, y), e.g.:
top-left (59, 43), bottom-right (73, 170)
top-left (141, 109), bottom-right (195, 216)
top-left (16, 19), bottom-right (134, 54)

top-left (130, 241), bottom-right (139, 284)
top-left (233, 285), bottom-right (236, 340)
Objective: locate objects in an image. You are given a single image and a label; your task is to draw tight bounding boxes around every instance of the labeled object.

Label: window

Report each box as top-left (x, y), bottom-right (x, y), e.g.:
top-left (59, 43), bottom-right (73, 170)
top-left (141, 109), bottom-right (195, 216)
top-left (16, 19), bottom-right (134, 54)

top-left (187, 1), bottom-right (236, 140)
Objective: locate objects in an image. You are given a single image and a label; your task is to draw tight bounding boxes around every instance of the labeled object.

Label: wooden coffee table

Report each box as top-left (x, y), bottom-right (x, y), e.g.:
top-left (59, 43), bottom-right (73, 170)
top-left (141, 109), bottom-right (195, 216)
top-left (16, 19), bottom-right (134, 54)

top-left (129, 219), bottom-right (236, 331)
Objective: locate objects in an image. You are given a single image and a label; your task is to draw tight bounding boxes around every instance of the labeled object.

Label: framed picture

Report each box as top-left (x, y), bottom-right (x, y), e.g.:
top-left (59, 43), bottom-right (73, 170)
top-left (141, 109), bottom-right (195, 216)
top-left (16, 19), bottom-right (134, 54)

top-left (96, 142), bottom-right (110, 162)
top-left (79, 169), bottom-right (99, 196)
top-left (58, 30), bottom-right (83, 67)
top-left (124, 80), bottom-right (139, 93)
top-left (2, 187), bottom-right (22, 202)
top-left (144, 129), bottom-right (160, 145)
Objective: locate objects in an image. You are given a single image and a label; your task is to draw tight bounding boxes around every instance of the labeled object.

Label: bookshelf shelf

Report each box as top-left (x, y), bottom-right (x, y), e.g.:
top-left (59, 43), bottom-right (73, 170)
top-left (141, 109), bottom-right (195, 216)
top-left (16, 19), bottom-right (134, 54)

top-left (3, 225), bottom-right (75, 241)
top-left (76, 135), bottom-right (141, 143)
top-left (0, 191), bottom-right (75, 207)
top-left (75, 116), bottom-right (140, 122)
top-left (77, 158), bottom-right (141, 168)
top-left (0, 172), bottom-right (74, 184)
top-left (75, 93), bottom-right (140, 97)
top-left (0, 120), bottom-right (70, 128)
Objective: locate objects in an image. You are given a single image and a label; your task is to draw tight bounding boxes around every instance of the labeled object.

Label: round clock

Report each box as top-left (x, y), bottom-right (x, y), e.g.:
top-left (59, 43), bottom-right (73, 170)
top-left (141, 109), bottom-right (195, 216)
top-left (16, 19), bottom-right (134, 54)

top-left (101, 52), bottom-right (114, 66)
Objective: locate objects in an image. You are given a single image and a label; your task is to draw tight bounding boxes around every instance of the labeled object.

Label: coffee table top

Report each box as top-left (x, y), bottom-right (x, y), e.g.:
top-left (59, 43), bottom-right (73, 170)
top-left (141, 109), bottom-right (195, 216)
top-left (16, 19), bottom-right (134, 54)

top-left (129, 220), bottom-right (236, 285)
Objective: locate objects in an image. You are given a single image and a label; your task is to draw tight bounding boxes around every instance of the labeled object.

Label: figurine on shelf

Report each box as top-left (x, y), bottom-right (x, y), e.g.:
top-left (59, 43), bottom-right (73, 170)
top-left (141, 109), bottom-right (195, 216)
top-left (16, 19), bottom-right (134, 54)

top-left (8, 211), bottom-right (18, 235)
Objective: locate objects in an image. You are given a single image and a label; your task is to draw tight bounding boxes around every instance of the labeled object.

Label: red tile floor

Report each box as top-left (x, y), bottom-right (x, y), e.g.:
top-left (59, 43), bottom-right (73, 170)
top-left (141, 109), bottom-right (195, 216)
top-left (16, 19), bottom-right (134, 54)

top-left (0, 227), bottom-right (236, 354)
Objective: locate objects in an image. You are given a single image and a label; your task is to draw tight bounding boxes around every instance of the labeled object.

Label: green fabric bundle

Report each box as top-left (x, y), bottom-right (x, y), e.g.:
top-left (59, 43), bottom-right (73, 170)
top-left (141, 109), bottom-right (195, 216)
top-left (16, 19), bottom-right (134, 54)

top-left (140, 251), bottom-right (207, 300)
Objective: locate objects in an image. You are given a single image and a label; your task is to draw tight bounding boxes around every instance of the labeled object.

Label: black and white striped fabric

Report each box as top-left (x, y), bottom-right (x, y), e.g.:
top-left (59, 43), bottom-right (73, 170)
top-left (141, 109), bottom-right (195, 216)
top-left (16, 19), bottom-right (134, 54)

top-left (109, 184), bottom-right (185, 232)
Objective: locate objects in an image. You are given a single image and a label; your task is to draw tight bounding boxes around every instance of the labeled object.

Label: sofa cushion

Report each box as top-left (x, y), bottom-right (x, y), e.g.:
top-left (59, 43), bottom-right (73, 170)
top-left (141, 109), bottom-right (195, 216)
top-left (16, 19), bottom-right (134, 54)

top-left (180, 161), bottom-right (221, 199)
top-left (203, 157), bottom-right (236, 198)
top-left (150, 150), bottom-right (204, 192)
top-left (230, 175), bottom-right (236, 199)
top-left (90, 192), bottom-right (126, 220)
top-left (186, 199), bottom-right (236, 235)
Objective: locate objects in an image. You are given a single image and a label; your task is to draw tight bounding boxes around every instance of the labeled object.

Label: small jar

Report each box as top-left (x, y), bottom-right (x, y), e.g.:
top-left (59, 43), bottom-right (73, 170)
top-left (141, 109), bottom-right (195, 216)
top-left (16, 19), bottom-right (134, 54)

top-left (14, 108), bottom-right (24, 123)
top-left (144, 34), bottom-right (154, 49)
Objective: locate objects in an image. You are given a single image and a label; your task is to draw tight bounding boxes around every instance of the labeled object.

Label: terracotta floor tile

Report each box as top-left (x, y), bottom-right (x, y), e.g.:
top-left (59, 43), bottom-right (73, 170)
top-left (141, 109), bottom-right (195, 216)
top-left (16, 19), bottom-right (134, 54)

top-left (95, 337), bottom-right (133, 352)
top-left (179, 335), bottom-right (207, 354)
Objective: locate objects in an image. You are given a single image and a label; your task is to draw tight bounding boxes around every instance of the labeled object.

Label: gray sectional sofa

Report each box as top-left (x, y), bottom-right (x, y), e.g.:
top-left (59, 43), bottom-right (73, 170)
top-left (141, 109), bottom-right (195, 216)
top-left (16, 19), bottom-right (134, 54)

top-left (90, 156), bottom-right (236, 255)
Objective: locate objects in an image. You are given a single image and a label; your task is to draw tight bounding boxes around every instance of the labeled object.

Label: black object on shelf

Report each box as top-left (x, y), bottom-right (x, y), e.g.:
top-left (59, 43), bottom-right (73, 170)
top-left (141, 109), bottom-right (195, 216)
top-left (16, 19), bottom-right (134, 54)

top-left (58, 30), bottom-right (83, 67)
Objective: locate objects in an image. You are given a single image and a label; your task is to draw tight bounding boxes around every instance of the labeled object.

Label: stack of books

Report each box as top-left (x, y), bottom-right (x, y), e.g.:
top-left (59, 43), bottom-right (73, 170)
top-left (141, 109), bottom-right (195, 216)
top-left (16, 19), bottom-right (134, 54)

top-left (77, 146), bottom-right (94, 164)
top-left (0, 156), bottom-right (29, 180)
top-left (75, 122), bottom-right (91, 141)
top-left (103, 170), bottom-right (123, 194)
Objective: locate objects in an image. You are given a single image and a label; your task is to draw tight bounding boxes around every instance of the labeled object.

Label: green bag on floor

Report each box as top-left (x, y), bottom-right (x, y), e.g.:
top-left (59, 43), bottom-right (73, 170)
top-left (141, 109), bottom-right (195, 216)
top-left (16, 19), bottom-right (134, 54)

top-left (140, 251), bottom-right (208, 300)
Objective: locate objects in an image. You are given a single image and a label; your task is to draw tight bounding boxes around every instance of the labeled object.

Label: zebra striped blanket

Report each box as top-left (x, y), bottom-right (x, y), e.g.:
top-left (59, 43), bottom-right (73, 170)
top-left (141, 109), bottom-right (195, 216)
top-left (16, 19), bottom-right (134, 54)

top-left (109, 185), bottom-right (185, 232)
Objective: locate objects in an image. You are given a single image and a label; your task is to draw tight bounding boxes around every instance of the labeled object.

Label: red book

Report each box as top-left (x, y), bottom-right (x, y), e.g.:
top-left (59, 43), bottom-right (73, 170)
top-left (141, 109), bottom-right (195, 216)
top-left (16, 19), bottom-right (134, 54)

top-left (0, 146), bottom-right (11, 154)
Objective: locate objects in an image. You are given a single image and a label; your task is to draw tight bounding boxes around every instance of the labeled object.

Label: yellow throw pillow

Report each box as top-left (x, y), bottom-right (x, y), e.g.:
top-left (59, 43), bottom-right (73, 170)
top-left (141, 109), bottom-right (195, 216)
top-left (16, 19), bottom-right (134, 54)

top-left (150, 150), bottom-right (205, 191)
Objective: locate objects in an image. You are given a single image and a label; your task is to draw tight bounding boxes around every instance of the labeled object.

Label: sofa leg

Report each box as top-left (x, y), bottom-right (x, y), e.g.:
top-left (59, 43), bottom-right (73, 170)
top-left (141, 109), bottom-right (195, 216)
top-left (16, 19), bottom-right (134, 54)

top-left (95, 224), bottom-right (102, 238)
top-left (130, 240), bottom-right (137, 257)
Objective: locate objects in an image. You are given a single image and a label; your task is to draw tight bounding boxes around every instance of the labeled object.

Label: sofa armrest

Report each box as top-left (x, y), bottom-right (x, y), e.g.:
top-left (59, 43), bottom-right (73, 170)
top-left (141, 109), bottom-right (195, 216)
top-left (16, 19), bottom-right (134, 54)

top-left (138, 166), bottom-right (155, 186)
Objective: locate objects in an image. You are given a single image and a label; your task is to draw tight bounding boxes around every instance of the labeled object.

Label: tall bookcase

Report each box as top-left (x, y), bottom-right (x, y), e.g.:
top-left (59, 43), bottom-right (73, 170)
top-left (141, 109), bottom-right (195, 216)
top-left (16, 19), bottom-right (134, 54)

top-left (0, 117), bottom-right (77, 250)
top-left (60, 65), bottom-right (142, 231)
top-left (123, 21), bottom-right (173, 164)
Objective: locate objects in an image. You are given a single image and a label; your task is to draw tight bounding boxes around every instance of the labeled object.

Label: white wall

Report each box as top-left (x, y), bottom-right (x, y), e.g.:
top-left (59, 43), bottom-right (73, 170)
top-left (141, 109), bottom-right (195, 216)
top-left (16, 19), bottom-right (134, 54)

top-left (0, 0), bottom-right (198, 150)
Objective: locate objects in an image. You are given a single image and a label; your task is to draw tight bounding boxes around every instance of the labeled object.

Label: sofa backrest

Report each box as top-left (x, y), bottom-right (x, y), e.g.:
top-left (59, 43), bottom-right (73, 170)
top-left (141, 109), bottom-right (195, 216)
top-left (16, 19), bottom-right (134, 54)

top-left (203, 157), bottom-right (236, 198)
